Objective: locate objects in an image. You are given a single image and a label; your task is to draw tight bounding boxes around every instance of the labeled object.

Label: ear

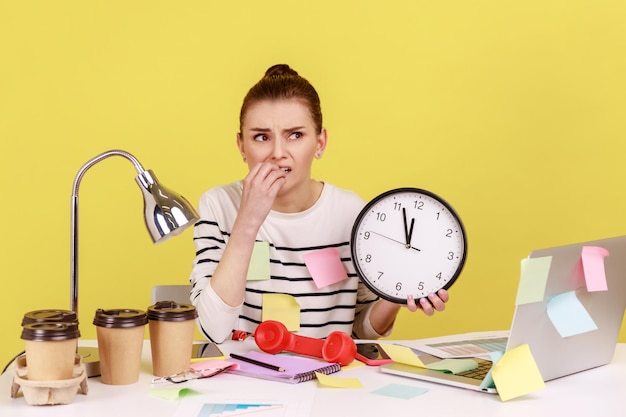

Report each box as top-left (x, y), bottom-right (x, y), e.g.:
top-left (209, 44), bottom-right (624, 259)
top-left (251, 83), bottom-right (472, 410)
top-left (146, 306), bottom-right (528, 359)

top-left (237, 132), bottom-right (245, 158)
top-left (316, 128), bottom-right (328, 158)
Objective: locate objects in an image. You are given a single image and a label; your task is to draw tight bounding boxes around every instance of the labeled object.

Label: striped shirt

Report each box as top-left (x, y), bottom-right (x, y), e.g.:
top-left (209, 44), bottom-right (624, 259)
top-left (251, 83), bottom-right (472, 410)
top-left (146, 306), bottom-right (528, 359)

top-left (189, 181), bottom-right (383, 343)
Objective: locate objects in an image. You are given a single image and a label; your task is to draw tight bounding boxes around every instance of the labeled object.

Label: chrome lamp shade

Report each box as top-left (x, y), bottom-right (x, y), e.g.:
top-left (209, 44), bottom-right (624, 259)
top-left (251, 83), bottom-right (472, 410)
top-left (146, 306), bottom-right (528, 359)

top-left (136, 168), bottom-right (199, 244)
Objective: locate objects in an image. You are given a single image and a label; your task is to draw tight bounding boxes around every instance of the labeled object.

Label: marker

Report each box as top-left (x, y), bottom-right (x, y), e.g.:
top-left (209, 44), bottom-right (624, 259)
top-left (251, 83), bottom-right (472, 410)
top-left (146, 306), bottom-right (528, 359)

top-left (230, 353), bottom-right (286, 372)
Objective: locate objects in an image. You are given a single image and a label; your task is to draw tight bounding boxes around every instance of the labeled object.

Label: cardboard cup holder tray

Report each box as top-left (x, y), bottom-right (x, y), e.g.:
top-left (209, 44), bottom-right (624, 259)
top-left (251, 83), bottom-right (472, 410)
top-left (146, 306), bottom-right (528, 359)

top-left (10, 354), bottom-right (88, 405)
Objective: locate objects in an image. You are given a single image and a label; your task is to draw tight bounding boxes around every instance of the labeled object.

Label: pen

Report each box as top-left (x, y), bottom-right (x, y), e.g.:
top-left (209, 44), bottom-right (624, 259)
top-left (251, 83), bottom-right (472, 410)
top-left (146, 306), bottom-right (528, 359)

top-left (230, 353), bottom-right (286, 372)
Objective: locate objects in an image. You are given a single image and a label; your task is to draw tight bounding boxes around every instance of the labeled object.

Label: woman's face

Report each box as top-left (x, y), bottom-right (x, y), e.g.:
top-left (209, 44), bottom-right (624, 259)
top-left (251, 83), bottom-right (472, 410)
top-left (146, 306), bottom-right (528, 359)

top-left (237, 99), bottom-right (326, 195)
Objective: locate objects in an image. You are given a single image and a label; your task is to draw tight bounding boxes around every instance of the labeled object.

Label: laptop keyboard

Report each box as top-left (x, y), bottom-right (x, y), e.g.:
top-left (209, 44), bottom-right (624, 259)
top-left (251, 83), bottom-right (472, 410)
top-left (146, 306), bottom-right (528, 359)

top-left (456, 359), bottom-right (493, 381)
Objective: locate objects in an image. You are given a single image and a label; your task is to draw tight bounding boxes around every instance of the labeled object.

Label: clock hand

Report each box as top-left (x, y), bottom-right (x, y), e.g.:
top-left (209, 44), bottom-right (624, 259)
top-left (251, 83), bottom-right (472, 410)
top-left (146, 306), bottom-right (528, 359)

top-left (370, 230), bottom-right (421, 251)
top-left (402, 207), bottom-right (416, 249)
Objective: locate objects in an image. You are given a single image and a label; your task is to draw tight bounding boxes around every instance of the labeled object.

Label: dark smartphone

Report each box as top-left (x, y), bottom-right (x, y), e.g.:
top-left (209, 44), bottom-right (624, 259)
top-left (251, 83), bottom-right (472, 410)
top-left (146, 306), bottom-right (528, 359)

top-left (355, 343), bottom-right (393, 366)
top-left (191, 342), bottom-right (225, 362)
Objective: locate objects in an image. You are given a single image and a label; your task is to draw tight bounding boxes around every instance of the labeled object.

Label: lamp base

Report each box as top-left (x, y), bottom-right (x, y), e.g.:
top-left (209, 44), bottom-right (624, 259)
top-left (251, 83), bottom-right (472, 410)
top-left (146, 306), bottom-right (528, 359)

top-left (78, 346), bottom-right (101, 377)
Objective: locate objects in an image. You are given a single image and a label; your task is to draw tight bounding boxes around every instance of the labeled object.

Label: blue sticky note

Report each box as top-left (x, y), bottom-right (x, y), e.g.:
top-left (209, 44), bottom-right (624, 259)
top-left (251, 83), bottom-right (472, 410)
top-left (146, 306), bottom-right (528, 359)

top-left (547, 291), bottom-right (598, 337)
top-left (479, 351), bottom-right (503, 390)
top-left (370, 383), bottom-right (428, 399)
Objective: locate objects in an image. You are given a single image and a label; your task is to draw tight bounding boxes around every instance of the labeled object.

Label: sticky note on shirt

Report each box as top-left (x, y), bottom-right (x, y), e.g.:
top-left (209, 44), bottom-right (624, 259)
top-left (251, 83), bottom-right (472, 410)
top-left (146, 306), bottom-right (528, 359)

top-left (303, 247), bottom-right (349, 288)
top-left (581, 246), bottom-right (609, 292)
top-left (516, 256), bottom-right (552, 305)
top-left (547, 290), bottom-right (597, 337)
top-left (247, 241), bottom-right (270, 281)
top-left (261, 293), bottom-right (300, 331)
top-left (491, 344), bottom-right (545, 401)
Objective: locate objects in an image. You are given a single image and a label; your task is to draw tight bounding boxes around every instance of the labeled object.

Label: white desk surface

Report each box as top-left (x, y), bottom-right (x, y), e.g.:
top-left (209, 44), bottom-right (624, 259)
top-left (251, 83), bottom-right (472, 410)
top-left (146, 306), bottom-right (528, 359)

top-left (2, 340), bottom-right (625, 417)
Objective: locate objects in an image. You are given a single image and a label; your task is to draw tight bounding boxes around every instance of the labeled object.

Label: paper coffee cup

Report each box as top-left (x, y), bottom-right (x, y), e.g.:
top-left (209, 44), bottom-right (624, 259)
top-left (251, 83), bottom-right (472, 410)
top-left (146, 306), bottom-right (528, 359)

top-left (21, 322), bottom-right (80, 381)
top-left (93, 308), bottom-right (148, 385)
top-left (147, 301), bottom-right (198, 377)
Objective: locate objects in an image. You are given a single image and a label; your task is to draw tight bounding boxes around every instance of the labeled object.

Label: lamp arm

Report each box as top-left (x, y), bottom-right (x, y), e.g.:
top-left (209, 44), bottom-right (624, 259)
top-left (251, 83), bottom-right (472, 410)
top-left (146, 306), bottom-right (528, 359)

top-left (70, 150), bottom-right (147, 314)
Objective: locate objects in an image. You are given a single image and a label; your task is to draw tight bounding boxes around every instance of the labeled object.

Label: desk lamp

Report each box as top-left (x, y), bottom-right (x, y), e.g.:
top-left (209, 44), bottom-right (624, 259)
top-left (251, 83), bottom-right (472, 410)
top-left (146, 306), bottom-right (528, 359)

top-left (70, 150), bottom-right (199, 376)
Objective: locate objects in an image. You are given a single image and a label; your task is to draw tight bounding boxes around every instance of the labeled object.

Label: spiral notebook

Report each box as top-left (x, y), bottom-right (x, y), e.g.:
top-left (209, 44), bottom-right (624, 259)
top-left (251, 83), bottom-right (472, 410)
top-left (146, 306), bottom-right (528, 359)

top-left (228, 351), bottom-right (341, 384)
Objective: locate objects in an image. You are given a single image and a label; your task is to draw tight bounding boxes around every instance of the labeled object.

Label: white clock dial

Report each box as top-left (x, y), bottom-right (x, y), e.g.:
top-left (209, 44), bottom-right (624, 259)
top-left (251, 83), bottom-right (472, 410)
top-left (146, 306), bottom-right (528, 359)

top-left (351, 188), bottom-right (467, 304)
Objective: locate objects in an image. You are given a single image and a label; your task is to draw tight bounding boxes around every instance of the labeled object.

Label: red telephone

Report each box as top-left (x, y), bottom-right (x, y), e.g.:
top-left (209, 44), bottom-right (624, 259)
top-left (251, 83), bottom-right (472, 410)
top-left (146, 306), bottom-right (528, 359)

top-left (253, 320), bottom-right (357, 366)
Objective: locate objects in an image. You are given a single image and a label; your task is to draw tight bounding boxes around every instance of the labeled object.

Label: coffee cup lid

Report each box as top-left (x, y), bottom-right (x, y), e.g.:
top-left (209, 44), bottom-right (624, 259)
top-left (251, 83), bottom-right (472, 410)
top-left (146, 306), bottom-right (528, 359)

top-left (21, 322), bottom-right (81, 341)
top-left (147, 301), bottom-right (198, 322)
top-left (92, 308), bottom-right (148, 328)
top-left (21, 309), bottom-right (78, 326)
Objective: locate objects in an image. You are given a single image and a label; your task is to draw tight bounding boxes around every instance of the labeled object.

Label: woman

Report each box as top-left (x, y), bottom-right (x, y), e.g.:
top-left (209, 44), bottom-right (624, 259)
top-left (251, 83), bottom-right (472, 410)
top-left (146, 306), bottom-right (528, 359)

top-left (190, 64), bottom-right (448, 343)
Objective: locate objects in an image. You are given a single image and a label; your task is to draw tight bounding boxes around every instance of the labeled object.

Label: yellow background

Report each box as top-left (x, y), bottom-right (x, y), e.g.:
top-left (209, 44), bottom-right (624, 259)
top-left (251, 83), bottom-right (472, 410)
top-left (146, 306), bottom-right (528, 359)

top-left (1, 1), bottom-right (625, 367)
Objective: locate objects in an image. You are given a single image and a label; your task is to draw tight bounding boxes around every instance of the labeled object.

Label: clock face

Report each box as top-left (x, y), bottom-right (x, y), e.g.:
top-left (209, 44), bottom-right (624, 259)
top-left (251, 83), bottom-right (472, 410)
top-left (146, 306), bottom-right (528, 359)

top-left (351, 188), bottom-right (467, 304)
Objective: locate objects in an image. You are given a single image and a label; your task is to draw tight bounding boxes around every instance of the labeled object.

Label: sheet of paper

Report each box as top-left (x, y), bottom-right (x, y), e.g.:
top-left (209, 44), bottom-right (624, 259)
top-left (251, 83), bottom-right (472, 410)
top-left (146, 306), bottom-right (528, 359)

top-left (247, 241), bottom-right (270, 281)
top-left (515, 256), bottom-right (552, 305)
top-left (491, 344), bottom-right (545, 401)
top-left (303, 247), bottom-right (349, 288)
top-left (370, 383), bottom-right (428, 399)
top-left (315, 372), bottom-right (363, 388)
top-left (261, 293), bottom-right (300, 331)
top-left (547, 290), bottom-right (598, 337)
top-left (174, 376), bottom-right (316, 417)
top-left (581, 246), bottom-right (609, 292)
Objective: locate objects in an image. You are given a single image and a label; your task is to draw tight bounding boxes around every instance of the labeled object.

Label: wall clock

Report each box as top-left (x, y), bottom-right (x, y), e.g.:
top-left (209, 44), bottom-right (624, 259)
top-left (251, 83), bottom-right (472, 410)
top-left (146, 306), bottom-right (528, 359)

top-left (351, 188), bottom-right (467, 304)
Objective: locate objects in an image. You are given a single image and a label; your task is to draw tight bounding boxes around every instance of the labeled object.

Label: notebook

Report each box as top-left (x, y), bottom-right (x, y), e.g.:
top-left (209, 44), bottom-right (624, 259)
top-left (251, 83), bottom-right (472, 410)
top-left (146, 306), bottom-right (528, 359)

top-left (228, 351), bottom-right (341, 384)
top-left (380, 235), bottom-right (626, 393)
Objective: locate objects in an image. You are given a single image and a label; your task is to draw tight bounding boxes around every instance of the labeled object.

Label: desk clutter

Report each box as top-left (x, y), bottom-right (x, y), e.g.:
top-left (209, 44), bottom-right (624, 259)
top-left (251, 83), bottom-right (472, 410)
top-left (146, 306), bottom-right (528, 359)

top-left (11, 301), bottom-right (199, 406)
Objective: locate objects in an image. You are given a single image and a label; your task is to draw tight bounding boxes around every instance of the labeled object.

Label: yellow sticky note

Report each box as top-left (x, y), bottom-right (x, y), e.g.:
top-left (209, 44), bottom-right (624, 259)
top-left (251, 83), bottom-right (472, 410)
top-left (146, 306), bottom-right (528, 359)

top-left (315, 372), bottom-right (363, 388)
top-left (247, 241), bottom-right (270, 281)
top-left (378, 344), bottom-right (426, 367)
top-left (491, 344), bottom-right (545, 401)
top-left (261, 293), bottom-right (300, 331)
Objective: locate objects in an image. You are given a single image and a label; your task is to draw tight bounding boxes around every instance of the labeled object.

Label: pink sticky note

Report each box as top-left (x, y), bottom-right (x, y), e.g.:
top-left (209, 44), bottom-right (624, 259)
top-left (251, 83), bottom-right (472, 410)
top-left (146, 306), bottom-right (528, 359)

top-left (581, 246), bottom-right (609, 292)
top-left (303, 247), bottom-right (349, 289)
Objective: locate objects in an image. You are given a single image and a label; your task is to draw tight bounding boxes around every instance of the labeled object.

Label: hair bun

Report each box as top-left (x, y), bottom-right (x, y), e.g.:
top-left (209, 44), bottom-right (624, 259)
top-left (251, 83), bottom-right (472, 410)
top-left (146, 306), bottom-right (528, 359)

top-left (264, 64), bottom-right (299, 78)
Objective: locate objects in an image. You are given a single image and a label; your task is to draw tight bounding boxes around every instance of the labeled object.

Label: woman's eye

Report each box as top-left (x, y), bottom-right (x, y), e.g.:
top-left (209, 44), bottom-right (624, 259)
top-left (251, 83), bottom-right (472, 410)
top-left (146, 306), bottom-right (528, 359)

top-left (253, 134), bottom-right (269, 142)
top-left (288, 132), bottom-right (303, 140)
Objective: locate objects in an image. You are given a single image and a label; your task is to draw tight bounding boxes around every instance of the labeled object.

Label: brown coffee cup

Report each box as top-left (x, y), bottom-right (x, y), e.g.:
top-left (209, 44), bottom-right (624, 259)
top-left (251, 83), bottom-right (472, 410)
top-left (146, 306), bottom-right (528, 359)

top-left (147, 301), bottom-right (198, 377)
top-left (21, 322), bottom-right (80, 381)
top-left (93, 308), bottom-right (148, 385)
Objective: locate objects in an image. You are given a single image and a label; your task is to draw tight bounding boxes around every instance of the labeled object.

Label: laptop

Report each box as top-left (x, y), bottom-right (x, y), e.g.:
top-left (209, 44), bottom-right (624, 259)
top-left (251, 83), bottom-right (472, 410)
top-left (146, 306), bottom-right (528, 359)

top-left (380, 235), bottom-right (626, 393)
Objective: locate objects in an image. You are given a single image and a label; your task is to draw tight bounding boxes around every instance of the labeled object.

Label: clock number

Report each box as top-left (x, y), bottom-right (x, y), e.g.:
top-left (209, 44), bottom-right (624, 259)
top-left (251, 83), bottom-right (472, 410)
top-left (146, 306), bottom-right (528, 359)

top-left (417, 281), bottom-right (424, 291)
top-left (414, 201), bottom-right (424, 210)
top-left (376, 212), bottom-right (387, 222)
top-left (393, 202), bottom-right (402, 211)
top-left (445, 228), bottom-right (453, 238)
top-left (364, 231), bottom-right (370, 240)
top-left (436, 272), bottom-right (442, 280)
top-left (447, 251), bottom-right (454, 260)
top-left (377, 271), bottom-right (384, 280)
top-left (365, 254), bottom-right (372, 263)
top-left (396, 282), bottom-right (402, 291)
